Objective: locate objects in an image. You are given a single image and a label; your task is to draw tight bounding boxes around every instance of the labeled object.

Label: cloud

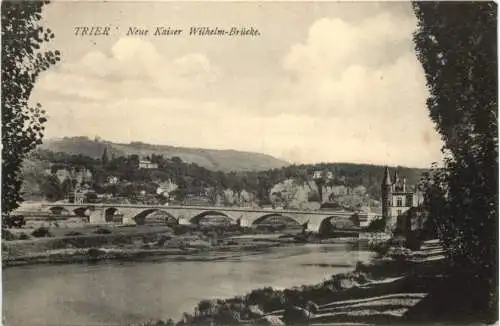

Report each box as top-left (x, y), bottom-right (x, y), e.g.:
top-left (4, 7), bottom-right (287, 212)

top-left (33, 10), bottom-right (443, 168)
top-left (35, 37), bottom-right (220, 101)
top-left (261, 12), bottom-right (443, 166)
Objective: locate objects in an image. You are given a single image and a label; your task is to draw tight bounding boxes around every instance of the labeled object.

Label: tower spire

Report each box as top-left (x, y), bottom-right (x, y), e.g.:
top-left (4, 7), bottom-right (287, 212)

top-left (393, 169), bottom-right (400, 184)
top-left (383, 166), bottom-right (392, 185)
top-left (381, 166), bottom-right (393, 223)
top-left (102, 146), bottom-right (111, 166)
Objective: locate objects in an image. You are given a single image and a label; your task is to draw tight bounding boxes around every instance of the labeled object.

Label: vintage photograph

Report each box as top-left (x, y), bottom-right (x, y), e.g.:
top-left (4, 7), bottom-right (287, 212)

top-left (1, 1), bottom-right (498, 325)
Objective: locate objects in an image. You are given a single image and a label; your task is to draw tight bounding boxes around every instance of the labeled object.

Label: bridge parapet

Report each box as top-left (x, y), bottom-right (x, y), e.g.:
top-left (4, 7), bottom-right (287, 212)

top-left (40, 203), bottom-right (360, 230)
top-left (40, 203), bottom-right (355, 215)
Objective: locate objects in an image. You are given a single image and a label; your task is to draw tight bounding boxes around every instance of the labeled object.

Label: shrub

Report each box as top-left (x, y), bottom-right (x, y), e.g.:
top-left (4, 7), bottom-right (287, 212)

top-left (87, 248), bottom-right (105, 258)
top-left (246, 287), bottom-right (285, 312)
top-left (366, 218), bottom-right (386, 232)
top-left (387, 247), bottom-right (412, 261)
top-left (93, 228), bottom-right (112, 235)
top-left (3, 215), bottom-right (26, 228)
top-left (389, 236), bottom-right (406, 247)
top-left (65, 231), bottom-right (83, 237)
top-left (2, 229), bottom-right (17, 241)
top-left (157, 235), bottom-right (172, 246)
top-left (18, 232), bottom-right (30, 240)
top-left (368, 240), bottom-right (390, 257)
top-left (31, 227), bottom-right (53, 238)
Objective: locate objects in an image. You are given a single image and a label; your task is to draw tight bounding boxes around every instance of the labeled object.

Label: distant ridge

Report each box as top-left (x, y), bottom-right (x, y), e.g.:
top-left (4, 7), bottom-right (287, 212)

top-left (39, 137), bottom-right (289, 172)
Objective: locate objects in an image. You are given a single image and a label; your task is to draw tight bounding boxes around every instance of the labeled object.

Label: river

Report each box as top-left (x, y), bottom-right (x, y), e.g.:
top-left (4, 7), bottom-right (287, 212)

top-left (3, 242), bottom-right (374, 326)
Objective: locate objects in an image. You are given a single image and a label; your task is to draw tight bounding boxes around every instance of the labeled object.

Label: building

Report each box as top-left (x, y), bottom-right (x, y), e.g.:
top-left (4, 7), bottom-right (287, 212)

top-left (102, 147), bottom-right (112, 165)
top-left (106, 175), bottom-right (120, 184)
top-left (72, 184), bottom-right (97, 204)
top-left (74, 168), bottom-right (93, 185)
top-left (50, 167), bottom-right (93, 187)
top-left (381, 167), bottom-right (423, 230)
top-left (138, 159), bottom-right (158, 169)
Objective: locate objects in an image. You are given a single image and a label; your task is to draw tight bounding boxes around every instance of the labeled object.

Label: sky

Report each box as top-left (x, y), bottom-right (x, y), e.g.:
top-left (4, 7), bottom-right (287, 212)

top-left (31, 1), bottom-right (444, 168)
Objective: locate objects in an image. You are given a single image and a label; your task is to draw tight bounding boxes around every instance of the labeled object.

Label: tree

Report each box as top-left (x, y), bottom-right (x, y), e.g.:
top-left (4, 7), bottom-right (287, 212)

top-left (60, 177), bottom-right (73, 199)
top-left (101, 147), bottom-right (111, 166)
top-left (413, 2), bottom-right (497, 321)
top-left (206, 186), bottom-right (222, 206)
top-left (257, 174), bottom-right (272, 206)
top-left (40, 175), bottom-right (63, 202)
top-left (2, 0), bottom-right (61, 214)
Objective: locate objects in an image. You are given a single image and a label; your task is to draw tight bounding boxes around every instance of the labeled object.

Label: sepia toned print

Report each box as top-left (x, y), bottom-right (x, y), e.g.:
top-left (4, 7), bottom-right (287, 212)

top-left (1, 1), bottom-right (497, 325)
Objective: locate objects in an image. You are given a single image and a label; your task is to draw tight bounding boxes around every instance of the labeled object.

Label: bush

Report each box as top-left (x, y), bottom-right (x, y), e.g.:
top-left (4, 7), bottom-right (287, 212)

top-left (368, 240), bottom-right (390, 257)
top-left (93, 228), bottom-right (112, 235)
top-left (31, 227), bottom-right (53, 238)
top-left (2, 229), bottom-right (17, 241)
top-left (139, 320), bottom-right (174, 326)
top-left (387, 247), bottom-right (412, 261)
top-left (246, 287), bottom-right (285, 312)
top-left (2, 215), bottom-right (26, 228)
top-left (157, 235), bottom-right (172, 246)
top-left (366, 218), bottom-right (386, 232)
top-left (173, 225), bottom-right (191, 235)
top-left (389, 236), bottom-right (406, 247)
top-left (65, 231), bottom-right (84, 237)
top-left (18, 232), bottom-right (30, 240)
top-left (87, 248), bottom-right (105, 258)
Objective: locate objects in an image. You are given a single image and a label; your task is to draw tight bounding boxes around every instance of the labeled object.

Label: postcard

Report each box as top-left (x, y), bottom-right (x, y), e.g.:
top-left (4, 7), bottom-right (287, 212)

top-left (2, 1), bottom-right (497, 325)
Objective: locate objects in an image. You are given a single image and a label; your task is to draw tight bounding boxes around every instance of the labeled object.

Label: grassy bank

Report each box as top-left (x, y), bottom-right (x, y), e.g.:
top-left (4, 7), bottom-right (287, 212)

top-left (2, 226), bottom-right (317, 268)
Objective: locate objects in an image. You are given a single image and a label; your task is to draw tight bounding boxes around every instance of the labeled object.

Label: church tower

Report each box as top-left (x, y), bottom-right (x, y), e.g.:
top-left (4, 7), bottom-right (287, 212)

top-left (381, 166), bottom-right (392, 221)
top-left (101, 146), bottom-right (111, 166)
top-left (381, 166), bottom-right (421, 231)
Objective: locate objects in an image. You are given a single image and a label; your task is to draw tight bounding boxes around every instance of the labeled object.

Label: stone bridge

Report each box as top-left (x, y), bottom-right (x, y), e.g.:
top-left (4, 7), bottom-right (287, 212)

top-left (40, 203), bottom-right (361, 231)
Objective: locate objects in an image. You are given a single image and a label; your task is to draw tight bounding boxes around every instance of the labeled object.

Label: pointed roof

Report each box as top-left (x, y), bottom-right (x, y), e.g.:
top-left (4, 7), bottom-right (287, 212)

top-left (383, 166), bottom-right (392, 185)
top-left (102, 146), bottom-right (112, 164)
top-left (393, 170), bottom-right (400, 183)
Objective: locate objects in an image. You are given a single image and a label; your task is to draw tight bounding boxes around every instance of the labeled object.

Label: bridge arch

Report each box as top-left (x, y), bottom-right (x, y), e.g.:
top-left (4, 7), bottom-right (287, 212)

top-left (49, 206), bottom-right (70, 215)
top-left (134, 209), bottom-right (178, 226)
top-left (252, 213), bottom-right (301, 226)
top-left (252, 213), bottom-right (302, 232)
top-left (105, 207), bottom-right (119, 222)
top-left (73, 207), bottom-right (92, 217)
top-left (318, 214), bottom-right (358, 235)
top-left (190, 211), bottom-right (234, 226)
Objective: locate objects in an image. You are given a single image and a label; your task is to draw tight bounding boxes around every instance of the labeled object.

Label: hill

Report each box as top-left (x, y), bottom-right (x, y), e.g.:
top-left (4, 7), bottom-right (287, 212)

top-left (40, 137), bottom-right (289, 172)
top-left (22, 144), bottom-right (428, 209)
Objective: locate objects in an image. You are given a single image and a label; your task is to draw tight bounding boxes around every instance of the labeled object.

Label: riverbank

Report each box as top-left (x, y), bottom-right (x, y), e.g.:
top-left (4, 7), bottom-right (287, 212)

top-left (132, 240), bottom-right (450, 326)
top-left (2, 242), bottom-right (288, 267)
top-left (2, 227), bottom-right (359, 268)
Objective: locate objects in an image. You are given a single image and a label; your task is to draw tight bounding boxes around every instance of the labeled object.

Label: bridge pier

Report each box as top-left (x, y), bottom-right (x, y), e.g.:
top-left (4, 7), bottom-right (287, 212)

top-left (89, 208), bottom-right (106, 224)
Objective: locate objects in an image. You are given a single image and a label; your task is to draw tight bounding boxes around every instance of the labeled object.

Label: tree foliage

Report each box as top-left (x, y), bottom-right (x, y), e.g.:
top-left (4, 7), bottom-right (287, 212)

top-left (413, 2), bottom-right (497, 320)
top-left (40, 174), bottom-right (63, 202)
top-left (2, 0), bottom-right (60, 214)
